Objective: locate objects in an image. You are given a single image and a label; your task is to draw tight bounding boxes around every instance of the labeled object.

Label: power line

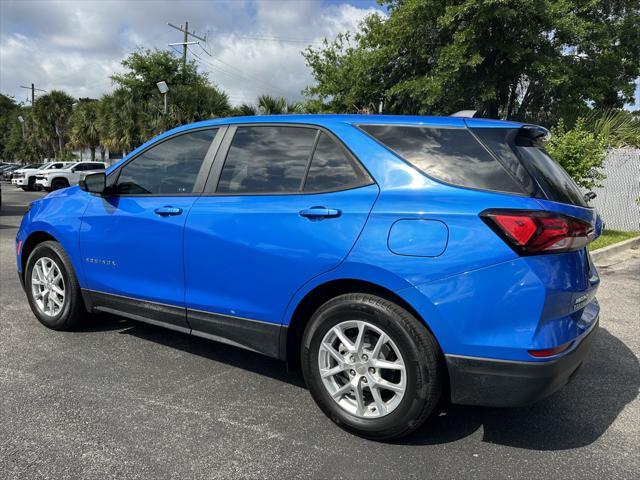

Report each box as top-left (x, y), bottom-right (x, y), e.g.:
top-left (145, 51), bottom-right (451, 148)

top-left (167, 21), bottom-right (208, 68)
top-left (20, 83), bottom-right (46, 104)
top-left (229, 34), bottom-right (324, 45)
top-left (188, 46), bottom-right (291, 97)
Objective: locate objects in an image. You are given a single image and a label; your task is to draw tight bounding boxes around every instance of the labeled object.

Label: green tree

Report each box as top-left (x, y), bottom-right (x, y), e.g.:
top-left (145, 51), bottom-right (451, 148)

top-left (111, 49), bottom-right (205, 100)
top-left (32, 90), bottom-right (75, 158)
top-left (257, 95), bottom-right (304, 114)
top-left (0, 94), bottom-right (19, 160)
top-left (230, 103), bottom-right (258, 116)
top-left (546, 119), bottom-right (607, 189)
top-left (97, 88), bottom-right (142, 156)
top-left (69, 99), bottom-right (100, 161)
top-left (303, 0), bottom-right (640, 124)
top-left (3, 108), bottom-right (46, 163)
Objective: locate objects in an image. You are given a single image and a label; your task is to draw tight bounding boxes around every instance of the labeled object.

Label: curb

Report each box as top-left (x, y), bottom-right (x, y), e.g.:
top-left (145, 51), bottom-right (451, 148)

top-left (590, 235), bottom-right (640, 265)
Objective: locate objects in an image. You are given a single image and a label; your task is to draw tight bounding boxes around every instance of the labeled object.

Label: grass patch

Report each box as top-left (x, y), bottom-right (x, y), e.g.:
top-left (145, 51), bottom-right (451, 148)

top-left (589, 229), bottom-right (640, 251)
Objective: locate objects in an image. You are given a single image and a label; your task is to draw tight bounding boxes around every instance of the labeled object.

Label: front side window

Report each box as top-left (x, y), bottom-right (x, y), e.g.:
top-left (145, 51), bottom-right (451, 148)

top-left (360, 125), bottom-right (524, 194)
top-left (303, 133), bottom-right (369, 192)
top-left (115, 129), bottom-right (217, 194)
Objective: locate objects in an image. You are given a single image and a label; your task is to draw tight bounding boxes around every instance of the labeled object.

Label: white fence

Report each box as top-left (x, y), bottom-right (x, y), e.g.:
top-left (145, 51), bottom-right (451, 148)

top-left (589, 148), bottom-right (640, 231)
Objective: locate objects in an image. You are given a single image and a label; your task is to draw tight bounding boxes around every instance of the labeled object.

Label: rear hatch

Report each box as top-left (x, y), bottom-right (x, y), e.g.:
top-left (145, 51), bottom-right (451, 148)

top-left (470, 122), bottom-right (602, 338)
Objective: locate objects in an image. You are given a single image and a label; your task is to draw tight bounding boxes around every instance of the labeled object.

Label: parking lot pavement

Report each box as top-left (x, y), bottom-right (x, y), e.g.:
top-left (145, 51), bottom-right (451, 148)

top-left (1, 185), bottom-right (638, 479)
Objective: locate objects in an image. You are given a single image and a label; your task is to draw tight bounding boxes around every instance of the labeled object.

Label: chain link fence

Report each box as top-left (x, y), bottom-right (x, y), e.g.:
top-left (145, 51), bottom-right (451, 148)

top-left (589, 148), bottom-right (640, 231)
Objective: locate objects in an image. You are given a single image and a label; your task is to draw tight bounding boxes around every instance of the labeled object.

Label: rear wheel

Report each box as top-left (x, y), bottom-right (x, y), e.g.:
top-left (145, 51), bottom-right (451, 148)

top-left (25, 241), bottom-right (87, 330)
top-left (302, 293), bottom-right (443, 440)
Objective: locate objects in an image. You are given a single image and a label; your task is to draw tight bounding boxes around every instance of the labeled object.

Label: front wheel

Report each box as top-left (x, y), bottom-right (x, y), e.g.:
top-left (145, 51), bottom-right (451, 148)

top-left (301, 294), bottom-right (443, 440)
top-left (24, 241), bottom-right (87, 330)
top-left (51, 178), bottom-right (69, 191)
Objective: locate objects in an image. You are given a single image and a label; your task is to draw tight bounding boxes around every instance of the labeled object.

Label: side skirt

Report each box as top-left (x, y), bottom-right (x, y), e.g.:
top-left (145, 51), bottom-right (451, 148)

top-left (187, 308), bottom-right (283, 359)
top-left (83, 289), bottom-right (285, 359)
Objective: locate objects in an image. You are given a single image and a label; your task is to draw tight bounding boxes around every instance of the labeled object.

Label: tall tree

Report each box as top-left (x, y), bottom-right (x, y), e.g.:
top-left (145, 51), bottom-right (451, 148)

top-left (69, 99), bottom-right (100, 161)
top-left (111, 48), bottom-right (205, 100)
top-left (303, 0), bottom-right (640, 125)
top-left (32, 90), bottom-right (75, 158)
top-left (0, 94), bottom-right (19, 160)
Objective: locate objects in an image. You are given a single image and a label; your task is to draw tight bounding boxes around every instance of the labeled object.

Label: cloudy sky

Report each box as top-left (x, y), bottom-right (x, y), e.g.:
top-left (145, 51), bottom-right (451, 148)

top-left (0, 0), bottom-right (383, 106)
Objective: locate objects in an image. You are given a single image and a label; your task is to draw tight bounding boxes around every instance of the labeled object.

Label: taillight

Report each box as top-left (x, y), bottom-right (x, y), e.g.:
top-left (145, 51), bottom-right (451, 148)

top-left (481, 209), bottom-right (595, 255)
top-left (528, 341), bottom-right (572, 358)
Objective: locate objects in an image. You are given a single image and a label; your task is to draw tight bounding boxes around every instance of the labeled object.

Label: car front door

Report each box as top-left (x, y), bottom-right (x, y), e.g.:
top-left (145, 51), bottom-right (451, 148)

top-left (183, 125), bottom-right (379, 356)
top-left (79, 128), bottom-right (221, 330)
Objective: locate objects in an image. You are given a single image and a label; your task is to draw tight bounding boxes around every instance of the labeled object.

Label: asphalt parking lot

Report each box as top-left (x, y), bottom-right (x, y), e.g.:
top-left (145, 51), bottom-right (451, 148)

top-left (1, 184), bottom-right (638, 479)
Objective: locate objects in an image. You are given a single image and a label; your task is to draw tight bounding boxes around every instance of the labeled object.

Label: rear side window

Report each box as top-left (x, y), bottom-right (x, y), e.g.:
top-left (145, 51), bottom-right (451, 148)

top-left (359, 125), bottom-right (524, 194)
top-left (217, 126), bottom-right (317, 194)
top-left (474, 127), bottom-right (588, 207)
top-left (304, 133), bottom-right (369, 192)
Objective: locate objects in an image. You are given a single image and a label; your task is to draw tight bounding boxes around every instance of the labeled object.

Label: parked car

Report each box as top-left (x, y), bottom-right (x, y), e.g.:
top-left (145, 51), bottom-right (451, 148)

top-left (12, 162), bottom-right (72, 191)
top-left (16, 115), bottom-right (601, 440)
top-left (1, 164), bottom-right (23, 181)
top-left (34, 161), bottom-right (106, 191)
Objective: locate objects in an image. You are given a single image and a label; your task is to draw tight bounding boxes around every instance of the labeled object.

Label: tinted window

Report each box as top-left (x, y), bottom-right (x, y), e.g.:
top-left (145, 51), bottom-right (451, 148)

top-left (88, 163), bottom-right (105, 170)
top-left (516, 146), bottom-right (588, 207)
top-left (115, 129), bottom-right (216, 194)
top-left (73, 164), bottom-right (89, 171)
top-left (474, 127), bottom-right (588, 207)
top-left (472, 128), bottom-right (536, 194)
top-left (304, 133), bottom-right (369, 192)
top-left (217, 126), bottom-right (317, 193)
top-left (360, 125), bottom-right (524, 194)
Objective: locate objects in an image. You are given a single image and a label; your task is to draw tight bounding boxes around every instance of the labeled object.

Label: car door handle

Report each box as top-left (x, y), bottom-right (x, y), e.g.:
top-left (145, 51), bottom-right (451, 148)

top-left (154, 206), bottom-right (183, 217)
top-left (299, 207), bottom-right (342, 219)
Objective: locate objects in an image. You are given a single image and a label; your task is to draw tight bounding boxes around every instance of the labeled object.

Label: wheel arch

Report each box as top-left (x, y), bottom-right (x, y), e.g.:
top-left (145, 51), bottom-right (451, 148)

top-left (20, 230), bottom-right (58, 277)
top-left (283, 278), bottom-right (439, 371)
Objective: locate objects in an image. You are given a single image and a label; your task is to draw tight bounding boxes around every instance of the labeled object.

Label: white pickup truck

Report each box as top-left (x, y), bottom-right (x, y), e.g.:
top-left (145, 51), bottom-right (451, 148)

top-left (12, 162), bottom-right (73, 191)
top-left (35, 161), bottom-right (106, 191)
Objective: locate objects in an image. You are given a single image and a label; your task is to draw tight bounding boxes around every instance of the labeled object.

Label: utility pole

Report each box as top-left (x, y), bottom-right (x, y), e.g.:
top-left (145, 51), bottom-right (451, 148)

top-left (20, 83), bottom-right (46, 104)
top-left (167, 21), bottom-right (207, 69)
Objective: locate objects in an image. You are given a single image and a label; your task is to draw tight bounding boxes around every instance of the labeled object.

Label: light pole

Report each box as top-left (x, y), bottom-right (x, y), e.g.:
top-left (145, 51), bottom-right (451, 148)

top-left (17, 115), bottom-right (25, 138)
top-left (156, 81), bottom-right (169, 114)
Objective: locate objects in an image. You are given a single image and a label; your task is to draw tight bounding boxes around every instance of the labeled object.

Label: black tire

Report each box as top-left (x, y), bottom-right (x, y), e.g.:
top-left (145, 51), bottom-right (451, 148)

top-left (24, 241), bottom-right (87, 330)
top-left (51, 178), bottom-right (69, 191)
top-left (301, 293), bottom-right (443, 440)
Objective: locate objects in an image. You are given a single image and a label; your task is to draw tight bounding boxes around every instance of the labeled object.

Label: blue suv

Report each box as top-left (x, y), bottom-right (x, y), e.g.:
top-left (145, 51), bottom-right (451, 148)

top-left (16, 115), bottom-right (601, 439)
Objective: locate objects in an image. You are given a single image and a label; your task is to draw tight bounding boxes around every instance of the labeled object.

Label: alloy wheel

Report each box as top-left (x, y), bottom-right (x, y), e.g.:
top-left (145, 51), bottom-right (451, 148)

top-left (318, 320), bottom-right (407, 418)
top-left (31, 257), bottom-right (65, 317)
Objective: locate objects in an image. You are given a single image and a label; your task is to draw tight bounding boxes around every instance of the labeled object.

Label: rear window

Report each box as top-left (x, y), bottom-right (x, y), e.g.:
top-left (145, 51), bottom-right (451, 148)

top-left (359, 125), bottom-right (524, 194)
top-left (473, 128), bottom-right (588, 207)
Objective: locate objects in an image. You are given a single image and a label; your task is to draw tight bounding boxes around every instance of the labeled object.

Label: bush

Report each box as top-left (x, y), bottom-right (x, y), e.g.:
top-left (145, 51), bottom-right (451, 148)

top-left (546, 119), bottom-right (606, 190)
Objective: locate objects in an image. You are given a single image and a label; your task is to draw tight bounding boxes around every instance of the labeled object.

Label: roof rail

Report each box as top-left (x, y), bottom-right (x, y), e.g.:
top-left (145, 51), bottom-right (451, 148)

top-left (449, 110), bottom-right (477, 118)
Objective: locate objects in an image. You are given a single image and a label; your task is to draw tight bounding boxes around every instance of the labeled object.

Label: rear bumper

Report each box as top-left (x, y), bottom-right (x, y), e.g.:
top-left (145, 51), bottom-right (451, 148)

top-left (446, 319), bottom-right (598, 407)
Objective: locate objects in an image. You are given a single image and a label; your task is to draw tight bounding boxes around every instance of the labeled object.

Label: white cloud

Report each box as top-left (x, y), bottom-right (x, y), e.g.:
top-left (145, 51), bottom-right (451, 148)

top-left (0, 0), bottom-right (382, 106)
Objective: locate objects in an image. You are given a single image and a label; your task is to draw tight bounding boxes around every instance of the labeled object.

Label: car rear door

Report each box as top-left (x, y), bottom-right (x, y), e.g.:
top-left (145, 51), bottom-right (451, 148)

top-left (79, 128), bottom-right (221, 330)
top-left (183, 124), bottom-right (379, 356)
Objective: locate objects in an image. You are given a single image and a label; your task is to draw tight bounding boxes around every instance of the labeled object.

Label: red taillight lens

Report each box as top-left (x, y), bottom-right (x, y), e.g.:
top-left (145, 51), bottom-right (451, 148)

top-left (528, 341), bottom-right (572, 358)
top-left (481, 210), bottom-right (595, 255)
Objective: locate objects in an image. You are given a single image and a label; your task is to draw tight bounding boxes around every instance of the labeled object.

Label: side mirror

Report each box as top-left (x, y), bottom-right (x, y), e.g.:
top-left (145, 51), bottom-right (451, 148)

top-left (79, 172), bottom-right (106, 194)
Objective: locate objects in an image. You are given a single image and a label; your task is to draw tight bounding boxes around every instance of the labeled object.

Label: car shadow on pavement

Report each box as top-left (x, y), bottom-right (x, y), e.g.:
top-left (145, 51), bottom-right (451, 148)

top-left (102, 314), bottom-right (307, 389)
top-left (402, 327), bottom-right (639, 450)
top-left (83, 315), bottom-right (637, 450)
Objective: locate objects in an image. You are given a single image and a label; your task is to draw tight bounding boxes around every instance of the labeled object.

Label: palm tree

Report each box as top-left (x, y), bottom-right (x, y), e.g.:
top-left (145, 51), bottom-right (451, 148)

top-left (69, 99), bottom-right (100, 160)
top-left (32, 90), bottom-right (75, 158)
top-left (97, 89), bottom-right (141, 156)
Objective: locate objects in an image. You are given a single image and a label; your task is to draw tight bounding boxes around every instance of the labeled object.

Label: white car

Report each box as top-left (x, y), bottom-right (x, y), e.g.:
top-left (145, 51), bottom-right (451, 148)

top-left (12, 162), bottom-right (73, 191)
top-left (34, 161), bottom-right (106, 191)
